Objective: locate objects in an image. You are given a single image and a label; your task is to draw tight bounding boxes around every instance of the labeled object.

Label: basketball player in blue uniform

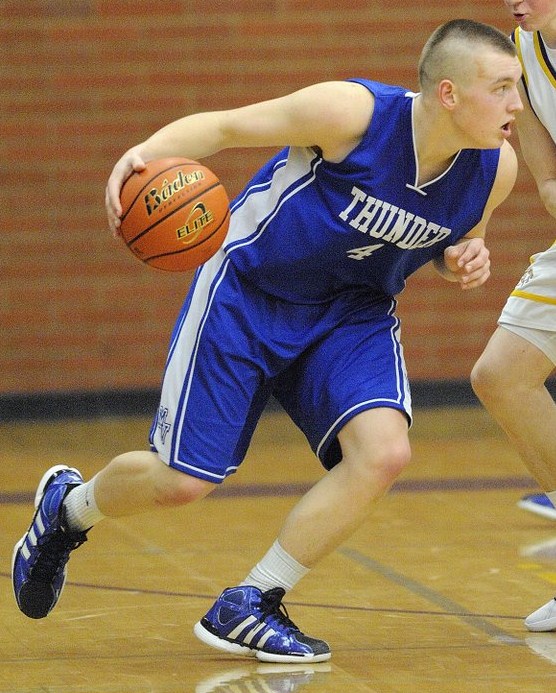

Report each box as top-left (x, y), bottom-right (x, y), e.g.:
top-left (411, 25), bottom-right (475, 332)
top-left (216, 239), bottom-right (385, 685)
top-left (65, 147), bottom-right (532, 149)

top-left (472, 0), bottom-right (556, 632)
top-left (13, 20), bottom-right (522, 661)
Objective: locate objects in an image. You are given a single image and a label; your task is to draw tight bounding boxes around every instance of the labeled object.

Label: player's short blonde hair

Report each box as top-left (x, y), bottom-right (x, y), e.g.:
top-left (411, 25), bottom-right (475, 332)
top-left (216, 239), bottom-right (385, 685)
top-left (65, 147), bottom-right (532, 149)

top-left (418, 19), bottom-right (516, 94)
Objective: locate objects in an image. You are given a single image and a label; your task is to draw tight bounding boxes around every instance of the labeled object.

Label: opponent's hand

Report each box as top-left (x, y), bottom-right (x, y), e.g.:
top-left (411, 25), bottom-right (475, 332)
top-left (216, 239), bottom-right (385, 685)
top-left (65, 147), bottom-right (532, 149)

top-left (443, 237), bottom-right (491, 290)
top-left (105, 148), bottom-right (147, 237)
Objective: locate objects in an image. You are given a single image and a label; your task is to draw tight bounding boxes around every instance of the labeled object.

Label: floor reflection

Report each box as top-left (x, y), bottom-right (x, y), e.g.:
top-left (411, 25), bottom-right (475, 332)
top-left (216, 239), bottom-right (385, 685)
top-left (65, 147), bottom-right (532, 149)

top-left (195, 662), bottom-right (333, 693)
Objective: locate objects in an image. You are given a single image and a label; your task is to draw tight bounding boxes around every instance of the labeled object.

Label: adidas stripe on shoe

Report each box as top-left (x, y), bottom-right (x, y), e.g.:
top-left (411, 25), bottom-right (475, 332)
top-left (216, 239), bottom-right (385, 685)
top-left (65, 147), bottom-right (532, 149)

top-left (12, 465), bottom-right (88, 619)
top-left (193, 585), bottom-right (331, 663)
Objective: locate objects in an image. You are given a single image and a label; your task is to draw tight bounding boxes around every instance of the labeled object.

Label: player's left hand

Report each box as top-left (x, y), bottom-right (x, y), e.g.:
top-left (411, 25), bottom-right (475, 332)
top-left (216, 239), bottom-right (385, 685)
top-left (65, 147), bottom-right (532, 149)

top-left (443, 237), bottom-right (490, 290)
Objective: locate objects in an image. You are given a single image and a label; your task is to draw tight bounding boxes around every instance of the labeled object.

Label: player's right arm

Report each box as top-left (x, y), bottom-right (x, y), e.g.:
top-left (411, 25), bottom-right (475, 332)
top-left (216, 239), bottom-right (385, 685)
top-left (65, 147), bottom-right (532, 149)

top-left (105, 81), bottom-right (375, 235)
top-left (515, 80), bottom-right (556, 219)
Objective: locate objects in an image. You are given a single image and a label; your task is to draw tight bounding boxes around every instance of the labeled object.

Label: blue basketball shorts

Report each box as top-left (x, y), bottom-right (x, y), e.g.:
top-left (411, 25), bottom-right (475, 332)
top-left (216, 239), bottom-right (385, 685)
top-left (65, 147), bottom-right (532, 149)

top-left (149, 250), bottom-right (412, 483)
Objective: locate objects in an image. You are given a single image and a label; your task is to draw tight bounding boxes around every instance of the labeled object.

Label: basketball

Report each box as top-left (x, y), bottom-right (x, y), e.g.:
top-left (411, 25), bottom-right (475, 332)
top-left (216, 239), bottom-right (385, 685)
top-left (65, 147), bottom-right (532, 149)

top-left (119, 157), bottom-right (231, 272)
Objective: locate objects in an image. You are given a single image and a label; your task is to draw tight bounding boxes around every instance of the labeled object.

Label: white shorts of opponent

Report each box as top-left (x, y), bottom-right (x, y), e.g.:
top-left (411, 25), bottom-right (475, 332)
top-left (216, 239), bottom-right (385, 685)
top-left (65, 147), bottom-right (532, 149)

top-left (499, 242), bottom-right (556, 366)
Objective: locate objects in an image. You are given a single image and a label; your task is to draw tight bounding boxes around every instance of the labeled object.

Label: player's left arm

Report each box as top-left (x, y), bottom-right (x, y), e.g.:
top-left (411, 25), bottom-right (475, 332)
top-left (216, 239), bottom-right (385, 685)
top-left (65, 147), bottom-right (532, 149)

top-left (433, 139), bottom-right (518, 289)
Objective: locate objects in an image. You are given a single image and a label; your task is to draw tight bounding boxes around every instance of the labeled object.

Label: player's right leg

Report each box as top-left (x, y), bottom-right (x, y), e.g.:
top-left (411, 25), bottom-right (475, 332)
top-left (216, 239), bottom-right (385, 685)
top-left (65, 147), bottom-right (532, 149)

top-left (12, 454), bottom-right (214, 619)
top-left (12, 465), bottom-right (88, 619)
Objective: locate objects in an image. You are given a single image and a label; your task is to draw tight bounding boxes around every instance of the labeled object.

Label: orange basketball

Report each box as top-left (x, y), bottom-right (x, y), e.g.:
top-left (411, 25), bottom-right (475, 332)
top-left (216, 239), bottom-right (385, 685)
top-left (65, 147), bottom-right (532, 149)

top-left (119, 157), bottom-right (231, 272)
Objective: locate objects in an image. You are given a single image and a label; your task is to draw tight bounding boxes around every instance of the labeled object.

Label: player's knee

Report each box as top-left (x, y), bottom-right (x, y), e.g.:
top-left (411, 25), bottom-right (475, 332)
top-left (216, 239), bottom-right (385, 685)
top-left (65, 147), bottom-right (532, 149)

top-left (351, 440), bottom-right (412, 492)
top-left (471, 354), bottom-right (504, 405)
top-left (110, 451), bottom-right (216, 507)
top-left (375, 441), bottom-right (412, 484)
top-left (154, 471), bottom-right (215, 507)
top-left (470, 357), bottom-right (487, 401)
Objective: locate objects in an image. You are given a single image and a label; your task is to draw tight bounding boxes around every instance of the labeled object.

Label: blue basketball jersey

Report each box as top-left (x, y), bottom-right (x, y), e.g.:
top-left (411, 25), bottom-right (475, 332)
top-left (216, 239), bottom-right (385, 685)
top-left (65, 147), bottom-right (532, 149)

top-left (223, 79), bottom-right (500, 302)
top-left (150, 79), bottom-right (503, 482)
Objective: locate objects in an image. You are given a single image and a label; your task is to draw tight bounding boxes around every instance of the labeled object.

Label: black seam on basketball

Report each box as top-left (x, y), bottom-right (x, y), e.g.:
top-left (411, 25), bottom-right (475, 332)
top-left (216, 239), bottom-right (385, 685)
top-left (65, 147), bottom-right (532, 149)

top-left (125, 181), bottom-right (225, 246)
top-left (143, 208), bottom-right (231, 262)
top-left (120, 160), bottom-right (199, 226)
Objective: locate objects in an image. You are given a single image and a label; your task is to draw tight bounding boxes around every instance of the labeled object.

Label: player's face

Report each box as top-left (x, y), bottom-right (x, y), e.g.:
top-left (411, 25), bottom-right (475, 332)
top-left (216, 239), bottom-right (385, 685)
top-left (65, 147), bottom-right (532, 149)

top-left (452, 49), bottom-right (523, 148)
top-left (504, 0), bottom-right (556, 31)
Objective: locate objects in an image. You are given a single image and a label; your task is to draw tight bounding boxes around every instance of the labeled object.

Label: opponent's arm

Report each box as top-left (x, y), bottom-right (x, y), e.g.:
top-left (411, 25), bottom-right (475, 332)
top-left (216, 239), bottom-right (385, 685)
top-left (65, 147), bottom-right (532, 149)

top-left (515, 80), bottom-right (556, 219)
top-left (433, 139), bottom-right (518, 289)
top-left (106, 81), bottom-right (374, 233)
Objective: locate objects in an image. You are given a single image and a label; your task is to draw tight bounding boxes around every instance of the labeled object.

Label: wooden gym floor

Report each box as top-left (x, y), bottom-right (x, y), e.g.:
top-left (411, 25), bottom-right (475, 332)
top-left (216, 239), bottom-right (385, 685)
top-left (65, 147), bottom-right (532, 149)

top-left (1, 406), bottom-right (556, 692)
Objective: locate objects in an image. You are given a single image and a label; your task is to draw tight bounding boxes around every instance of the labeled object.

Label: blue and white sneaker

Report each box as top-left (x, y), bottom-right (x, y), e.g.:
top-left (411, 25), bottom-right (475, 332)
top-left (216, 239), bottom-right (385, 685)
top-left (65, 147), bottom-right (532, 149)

top-left (12, 464), bottom-right (88, 619)
top-left (517, 493), bottom-right (556, 521)
top-left (193, 586), bottom-right (331, 663)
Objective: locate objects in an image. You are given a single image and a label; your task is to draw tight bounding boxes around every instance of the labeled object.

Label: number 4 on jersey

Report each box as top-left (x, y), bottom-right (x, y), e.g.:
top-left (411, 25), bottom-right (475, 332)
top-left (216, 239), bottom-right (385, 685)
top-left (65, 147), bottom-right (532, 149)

top-left (347, 244), bottom-right (384, 260)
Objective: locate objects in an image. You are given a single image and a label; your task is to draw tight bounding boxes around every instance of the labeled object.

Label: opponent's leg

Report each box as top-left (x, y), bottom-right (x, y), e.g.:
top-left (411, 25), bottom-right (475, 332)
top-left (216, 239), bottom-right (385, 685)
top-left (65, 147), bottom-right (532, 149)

top-left (472, 325), bottom-right (556, 631)
top-left (471, 326), bottom-right (556, 492)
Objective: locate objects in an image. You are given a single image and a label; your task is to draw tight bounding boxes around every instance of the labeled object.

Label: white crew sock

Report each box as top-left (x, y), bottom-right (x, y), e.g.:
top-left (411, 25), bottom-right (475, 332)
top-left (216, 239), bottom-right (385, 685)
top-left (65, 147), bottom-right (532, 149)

top-left (547, 491), bottom-right (556, 507)
top-left (63, 475), bottom-right (105, 531)
top-left (242, 540), bottom-right (310, 593)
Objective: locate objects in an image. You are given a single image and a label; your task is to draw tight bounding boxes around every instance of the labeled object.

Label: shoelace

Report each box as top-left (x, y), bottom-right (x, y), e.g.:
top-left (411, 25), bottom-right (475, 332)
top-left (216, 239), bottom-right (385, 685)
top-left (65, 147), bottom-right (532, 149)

top-left (259, 587), bottom-right (300, 633)
top-left (31, 529), bottom-right (87, 582)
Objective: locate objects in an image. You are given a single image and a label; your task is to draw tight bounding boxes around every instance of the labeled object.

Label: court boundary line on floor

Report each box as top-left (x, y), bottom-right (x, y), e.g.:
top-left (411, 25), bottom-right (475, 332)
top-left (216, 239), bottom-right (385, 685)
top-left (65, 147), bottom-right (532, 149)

top-left (339, 547), bottom-right (524, 644)
top-left (0, 570), bottom-right (527, 626)
top-left (0, 475), bottom-right (540, 506)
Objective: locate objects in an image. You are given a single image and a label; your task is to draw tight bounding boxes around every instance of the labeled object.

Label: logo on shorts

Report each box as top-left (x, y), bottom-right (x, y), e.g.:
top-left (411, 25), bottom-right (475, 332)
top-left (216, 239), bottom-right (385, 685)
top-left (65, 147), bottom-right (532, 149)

top-left (157, 406), bottom-right (172, 444)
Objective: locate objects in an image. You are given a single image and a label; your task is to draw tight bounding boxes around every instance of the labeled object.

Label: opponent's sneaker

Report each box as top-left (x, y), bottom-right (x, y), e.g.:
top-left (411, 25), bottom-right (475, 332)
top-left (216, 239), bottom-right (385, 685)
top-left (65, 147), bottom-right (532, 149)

top-left (525, 597), bottom-right (556, 632)
top-left (517, 493), bottom-right (556, 521)
top-left (193, 585), bottom-right (331, 663)
top-left (12, 464), bottom-right (88, 619)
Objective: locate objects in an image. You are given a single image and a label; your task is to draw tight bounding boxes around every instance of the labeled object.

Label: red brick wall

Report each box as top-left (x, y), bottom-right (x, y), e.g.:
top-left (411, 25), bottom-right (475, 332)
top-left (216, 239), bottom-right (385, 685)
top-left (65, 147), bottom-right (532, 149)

top-left (0, 1), bottom-right (551, 393)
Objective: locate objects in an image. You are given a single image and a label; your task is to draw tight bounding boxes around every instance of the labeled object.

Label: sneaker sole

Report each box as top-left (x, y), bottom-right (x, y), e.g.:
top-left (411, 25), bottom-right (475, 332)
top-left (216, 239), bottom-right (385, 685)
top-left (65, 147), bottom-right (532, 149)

top-left (525, 613), bottom-right (556, 632)
top-left (193, 621), bottom-right (332, 663)
top-left (256, 650), bottom-right (331, 664)
top-left (525, 619), bottom-right (556, 632)
top-left (193, 620), bottom-right (257, 658)
top-left (12, 464), bottom-right (79, 616)
top-left (517, 499), bottom-right (556, 521)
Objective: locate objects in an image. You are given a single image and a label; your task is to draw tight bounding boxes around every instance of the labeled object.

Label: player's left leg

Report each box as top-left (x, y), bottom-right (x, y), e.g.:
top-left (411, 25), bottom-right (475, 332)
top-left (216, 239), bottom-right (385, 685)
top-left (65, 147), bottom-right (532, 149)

top-left (194, 406), bottom-right (412, 661)
top-left (194, 292), bottom-right (413, 659)
top-left (471, 325), bottom-right (556, 493)
top-left (472, 325), bottom-right (556, 631)
top-left (474, 245), bottom-right (556, 521)
top-left (277, 407), bottom-right (411, 567)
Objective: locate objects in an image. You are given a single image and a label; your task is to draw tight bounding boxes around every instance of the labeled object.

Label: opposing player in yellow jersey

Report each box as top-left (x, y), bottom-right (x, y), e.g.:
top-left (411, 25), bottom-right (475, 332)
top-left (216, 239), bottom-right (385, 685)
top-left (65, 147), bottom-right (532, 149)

top-left (472, 0), bottom-right (556, 631)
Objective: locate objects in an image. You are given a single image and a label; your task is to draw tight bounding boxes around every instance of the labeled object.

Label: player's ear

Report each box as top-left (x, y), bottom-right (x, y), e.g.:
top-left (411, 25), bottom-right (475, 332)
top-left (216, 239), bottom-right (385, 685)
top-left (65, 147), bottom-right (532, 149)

top-left (438, 79), bottom-right (457, 109)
